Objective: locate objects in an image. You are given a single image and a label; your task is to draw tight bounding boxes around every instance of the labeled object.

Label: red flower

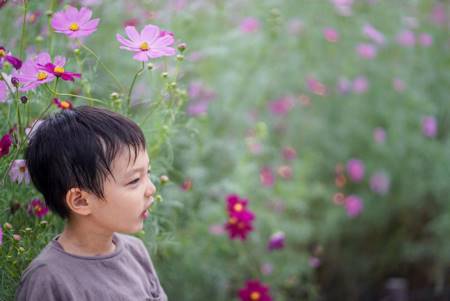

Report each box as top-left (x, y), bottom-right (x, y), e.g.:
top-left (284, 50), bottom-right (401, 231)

top-left (27, 198), bottom-right (49, 219)
top-left (226, 194), bottom-right (248, 214)
top-left (238, 280), bottom-right (272, 301)
top-left (225, 210), bottom-right (254, 240)
top-left (0, 133), bottom-right (12, 158)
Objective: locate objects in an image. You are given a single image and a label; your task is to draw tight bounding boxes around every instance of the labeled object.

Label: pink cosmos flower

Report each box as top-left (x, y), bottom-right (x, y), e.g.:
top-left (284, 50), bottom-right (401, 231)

top-left (240, 17), bottom-right (261, 33)
top-left (422, 116), bottom-right (437, 138)
top-left (307, 76), bottom-right (327, 96)
top-left (27, 198), bottom-right (49, 218)
top-left (225, 210), bottom-right (255, 240)
top-left (35, 52), bottom-right (81, 81)
top-left (287, 18), bottom-right (304, 35)
top-left (0, 133), bottom-right (12, 158)
top-left (430, 3), bottom-right (448, 27)
top-left (0, 80), bottom-right (7, 102)
top-left (260, 263), bottom-right (273, 276)
top-left (116, 25), bottom-right (176, 62)
top-left (9, 159), bottom-right (30, 184)
top-left (13, 57), bottom-right (56, 92)
top-left (362, 23), bottom-right (385, 45)
top-left (51, 6), bottom-right (99, 38)
top-left (323, 27), bottom-right (339, 43)
top-left (396, 30), bottom-right (415, 47)
top-left (277, 165), bottom-right (293, 180)
top-left (331, 0), bottom-right (353, 16)
top-left (370, 171), bottom-right (390, 196)
top-left (393, 78), bottom-right (406, 92)
top-left (356, 43), bottom-right (377, 59)
top-left (418, 33), bottom-right (433, 47)
top-left (267, 231), bottom-right (285, 251)
top-left (346, 159), bottom-right (365, 182)
top-left (268, 96), bottom-right (295, 116)
top-left (260, 166), bottom-right (275, 187)
top-left (0, 46), bottom-right (22, 69)
top-left (344, 195), bottom-right (363, 217)
top-left (238, 280), bottom-right (272, 301)
top-left (373, 127), bottom-right (386, 143)
top-left (309, 256), bottom-right (321, 268)
top-left (337, 77), bottom-right (352, 95)
top-left (352, 75), bottom-right (369, 94)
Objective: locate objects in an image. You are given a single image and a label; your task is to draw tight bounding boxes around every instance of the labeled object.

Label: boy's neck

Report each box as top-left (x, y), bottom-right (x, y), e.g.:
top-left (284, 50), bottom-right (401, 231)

top-left (57, 218), bottom-right (116, 257)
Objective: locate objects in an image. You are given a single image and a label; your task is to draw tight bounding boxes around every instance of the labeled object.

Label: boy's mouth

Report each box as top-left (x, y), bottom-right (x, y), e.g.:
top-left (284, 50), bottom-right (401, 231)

top-left (141, 197), bottom-right (153, 219)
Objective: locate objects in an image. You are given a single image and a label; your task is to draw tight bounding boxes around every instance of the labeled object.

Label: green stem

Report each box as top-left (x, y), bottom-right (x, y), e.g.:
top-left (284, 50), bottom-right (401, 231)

top-left (127, 62), bottom-right (145, 114)
top-left (47, 0), bottom-right (58, 56)
top-left (19, 0), bottom-right (28, 60)
top-left (45, 85), bottom-right (105, 105)
top-left (78, 42), bottom-right (125, 93)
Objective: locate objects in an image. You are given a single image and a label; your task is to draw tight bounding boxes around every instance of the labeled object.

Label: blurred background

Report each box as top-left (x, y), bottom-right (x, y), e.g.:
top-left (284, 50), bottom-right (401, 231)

top-left (1, 0), bottom-right (449, 300)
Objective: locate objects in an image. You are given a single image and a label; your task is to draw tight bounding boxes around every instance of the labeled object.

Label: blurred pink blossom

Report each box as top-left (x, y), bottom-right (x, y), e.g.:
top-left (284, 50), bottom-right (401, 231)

top-left (260, 263), bottom-right (273, 276)
top-left (418, 33), bottom-right (433, 47)
top-left (277, 165), bottom-right (293, 180)
top-left (356, 43), bottom-right (377, 59)
top-left (260, 166), bottom-right (275, 187)
top-left (267, 231), bottom-right (285, 251)
top-left (323, 27), bottom-right (339, 43)
top-left (429, 3), bottom-right (448, 27)
top-left (337, 77), bottom-right (352, 95)
top-left (240, 17), bottom-right (261, 33)
top-left (422, 116), bottom-right (437, 138)
top-left (268, 96), bottom-right (295, 116)
top-left (370, 171), bottom-right (390, 196)
top-left (362, 23), bottom-right (385, 45)
top-left (346, 159), bottom-right (365, 182)
top-left (307, 76), bottom-right (327, 96)
top-left (282, 146), bottom-right (297, 161)
top-left (352, 76), bottom-right (369, 94)
top-left (309, 256), bottom-right (321, 268)
top-left (208, 224), bottom-right (226, 235)
top-left (393, 78), bottom-right (406, 92)
top-left (344, 195), bottom-right (363, 217)
top-left (331, 0), bottom-right (353, 16)
top-left (373, 127), bottom-right (386, 143)
top-left (187, 81), bottom-right (216, 117)
top-left (287, 18), bottom-right (304, 35)
top-left (396, 30), bottom-right (415, 47)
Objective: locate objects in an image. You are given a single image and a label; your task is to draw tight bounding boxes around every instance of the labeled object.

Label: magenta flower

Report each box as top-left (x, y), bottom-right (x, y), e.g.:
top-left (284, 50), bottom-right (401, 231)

top-left (0, 133), bottom-right (12, 158)
top-left (51, 6), bottom-right (99, 38)
top-left (116, 25), bottom-right (176, 62)
top-left (0, 80), bottom-right (7, 102)
top-left (346, 159), bottom-right (365, 182)
top-left (344, 195), bottom-right (363, 217)
top-left (373, 127), bottom-right (386, 143)
top-left (36, 52), bottom-right (81, 81)
top-left (396, 30), bottom-right (415, 47)
top-left (260, 166), bottom-right (275, 187)
top-left (240, 17), bottom-right (261, 33)
top-left (362, 23), bottom-right (385, 45)
top-left (227, 194), bottom-right (248, 214)
top-left (13, 57), bottom-right (56, 92)
top-left (0, 46), bottom-right (22, 69)
top-left (267, 231), bottom-right (285, 251)
top-left (9, 159), bottom-right (30, 184)
top-left (268, 96), bottom-right (295, 116)
top-left (307, 76), bottom-right (327, 96)
top-left (27, 198), bottom-right (49, 219)
top-left (429, 3), bottom-right (448, 27)
top-left (0, 227), bottom-right (2, 246)
top-left (356, 43), bottom-right (377, 59)
top-left (352, 75), bottom-right (369, 94)
top-left (309, 256), bottom-right (321, 268)
top-left (238, 280), bottom-right (272, 301)
top-left (225, 210), bottom-right (255, 240)
top-left (422, 116), bottom-right (437, 138)
top-left (418, 33), bottom-right (433, 47)
top-left (282, 146), bottom-right (297, 161)
top-left (323, 27), bottom-right (339, 43)
top-left (370, 171), bottom-right (390, 196)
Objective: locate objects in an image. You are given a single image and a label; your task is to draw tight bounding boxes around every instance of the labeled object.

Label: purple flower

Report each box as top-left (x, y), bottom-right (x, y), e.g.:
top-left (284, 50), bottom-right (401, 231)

top-left (346, 159), bottom-right (365, 182)
top-left (309, 256), bottom-right (321, 268)
top-left (116, 25), bottom-right (176, 62)
top-left (422, 116), bottom-right (437, 138)
top-left (35, 52), bottom-right (81, 81)
top-left (240, 17), bottom-right (261, 33)
top-left (373, 127), bottom-right (386, 143)
top-left (51, 6), bottom-right (99, 38)
top-left (337, 77), bottom-right (352, 95)
top-left (362, 23), bottom-right (385, 45)
top-left (268, 96), bottom-right (295, 116)
top-left (356, 43), bottom-right (377, 59)
top-left (396, 30), bottom-right (415, 47)
top-left (344, 195), bottom-right (363, 217)
top-left (352, 75), bottom-right (369, 94)
top-left (27, 198), bottom-right (49, 218)
top-left (370, 171), bottom-right (390, 196)
top-left (267, 231), bottom-right (285, 251)
top-left (418, 33), bottom-right (433, 47)
top-left (9, 159), bottom-right (30, 184)
top-left (0, 80), bottom-right (7, 102)
top-left (0, 46), bottom-right (22, 69)
top-left (0, 133), bottom-right (12, 158)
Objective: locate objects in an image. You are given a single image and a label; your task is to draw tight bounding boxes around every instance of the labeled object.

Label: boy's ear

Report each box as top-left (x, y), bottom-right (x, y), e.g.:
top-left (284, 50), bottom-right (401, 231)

top-left (65, 188), bottom-right (93, 216)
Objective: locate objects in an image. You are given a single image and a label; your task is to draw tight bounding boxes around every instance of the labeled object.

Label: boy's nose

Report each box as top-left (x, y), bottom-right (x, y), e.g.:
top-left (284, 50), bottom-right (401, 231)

top-left (145, 178), bottom-right (156, 197)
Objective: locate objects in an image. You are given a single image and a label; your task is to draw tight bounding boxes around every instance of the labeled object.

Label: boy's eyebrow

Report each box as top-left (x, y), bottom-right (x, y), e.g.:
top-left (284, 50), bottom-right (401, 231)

top-left (124, 163), bottom-right (151, 177)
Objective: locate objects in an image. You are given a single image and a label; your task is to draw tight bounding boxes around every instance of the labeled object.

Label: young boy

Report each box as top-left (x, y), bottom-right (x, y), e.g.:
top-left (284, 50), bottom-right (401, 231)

top-left (16, 106), bottom-right (168, 301)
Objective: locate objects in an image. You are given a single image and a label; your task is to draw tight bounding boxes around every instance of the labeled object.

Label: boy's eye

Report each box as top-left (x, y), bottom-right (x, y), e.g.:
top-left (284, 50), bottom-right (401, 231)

top-left (128, 178), bottom-right (140, 185)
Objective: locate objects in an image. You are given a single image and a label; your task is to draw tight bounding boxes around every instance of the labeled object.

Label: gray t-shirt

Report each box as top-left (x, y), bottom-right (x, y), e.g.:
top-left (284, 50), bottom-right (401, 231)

top-left (15, 233), bottom-right (167, 301)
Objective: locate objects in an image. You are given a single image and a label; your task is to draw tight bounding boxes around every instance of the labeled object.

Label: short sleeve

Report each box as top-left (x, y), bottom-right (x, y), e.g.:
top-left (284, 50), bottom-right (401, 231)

top-left (15, 264), bottom-right (68, 301)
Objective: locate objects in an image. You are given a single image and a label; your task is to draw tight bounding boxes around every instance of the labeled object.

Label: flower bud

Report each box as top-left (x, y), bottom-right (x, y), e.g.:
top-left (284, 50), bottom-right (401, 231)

top-left (110, 92), bottom-right (119, 100)
top-left (155, 194), bottom-right (163, 203)
top-left (73, 48), bottom-right (80, 55)
top-left (176, 54), bottom-right (184, 61)
top-left (45, 10), bottom-right (53, 17)
top-left (35, 36), bottom-right (44, 43)
top-left (13, 234), bottom-right (21, 241)
top-left (146, 63), bottom-right (154, 70)
top-left (4, 223), bottom-right (12, 230)
top-left (161, 72), bottom-right (168, 79)
top-left (160, 175), bottom-right (169, 184)
top-left (170, 82), bottom-right (177, 88)
top-left (20, 96), bottom-right (28, 104)
top-left (11, 77), bottom-right (19, 87)
top-left (177, 43), bottom-right (187, 52)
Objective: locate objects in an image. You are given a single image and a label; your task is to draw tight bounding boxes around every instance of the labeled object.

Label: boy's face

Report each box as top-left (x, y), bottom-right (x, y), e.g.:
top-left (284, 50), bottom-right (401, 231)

top-left (88, 147), bottom-right (156, 234)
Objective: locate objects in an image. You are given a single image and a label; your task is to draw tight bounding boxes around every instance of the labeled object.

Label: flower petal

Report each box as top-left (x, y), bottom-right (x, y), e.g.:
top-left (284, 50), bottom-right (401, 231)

top-left (54, 56), bottom-right (66, 67)
top-left (141, 24), bottom-right (160, 44)
top-left (35, 52), bottom-right (51, 66)
top-left (133, 52), bottom-right (149, 62)
top-left (65, 6), bottom-right (80, 22)
top-left (51, 12), bottom-right (70, 30)
top-left (153, 35), bottom-right (175, 48)
top-left (78, 7), bottom-right (93, 24)
top-left (81, 18), bottom-right (99, 31)
top-left (125, 26), bottom-right (140, 42)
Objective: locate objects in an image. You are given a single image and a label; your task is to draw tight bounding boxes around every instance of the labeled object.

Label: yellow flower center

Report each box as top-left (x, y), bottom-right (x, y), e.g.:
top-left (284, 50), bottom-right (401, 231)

top-left (139, 42), bottom-right (150, 51)
top-left (54, 66), bottom-right (65, 74)
top-left (37, 71), bottom-right (48, 81)
top-left (229, 217), bottom-right (237, 225)
top-left (34, 205), bottom-right (42, 213)
top-left (0, 49), bottom-right (5, 57)
top-left (60, 101), bottom-right (71, 109)
top-left (233, 203), bottom-right (243, 212)
top-left (69, 23), bottom-right (79, 31)
top-left (250, 292), bottom-right (261, 300)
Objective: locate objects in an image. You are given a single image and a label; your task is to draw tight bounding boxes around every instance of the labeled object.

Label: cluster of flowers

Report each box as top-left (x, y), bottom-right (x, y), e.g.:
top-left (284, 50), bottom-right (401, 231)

top-left (224, 194), bottom-right (255, 240)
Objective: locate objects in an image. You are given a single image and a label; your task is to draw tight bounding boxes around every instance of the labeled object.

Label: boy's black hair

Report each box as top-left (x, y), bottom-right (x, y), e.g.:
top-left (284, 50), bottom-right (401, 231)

top-left (25, 106), bottom-right (146, 219)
